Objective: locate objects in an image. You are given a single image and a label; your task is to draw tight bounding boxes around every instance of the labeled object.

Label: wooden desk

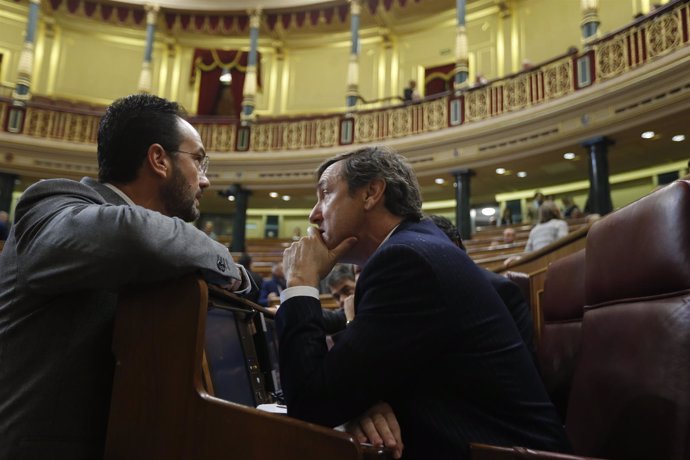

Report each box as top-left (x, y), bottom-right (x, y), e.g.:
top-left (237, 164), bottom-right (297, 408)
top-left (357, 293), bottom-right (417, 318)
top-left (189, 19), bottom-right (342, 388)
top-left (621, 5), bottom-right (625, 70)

top-left (106, 274), bottom-right (387, 460)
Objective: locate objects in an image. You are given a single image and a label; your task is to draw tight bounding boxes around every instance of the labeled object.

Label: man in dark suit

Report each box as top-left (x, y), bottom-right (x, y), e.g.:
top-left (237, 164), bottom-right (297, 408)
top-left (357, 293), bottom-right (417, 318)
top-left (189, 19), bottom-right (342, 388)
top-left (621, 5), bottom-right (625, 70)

top-left (428, 214), bottom-right (536, 363)
top-left (277, 146), bottom-right (569, 459)
top-left (258, 261), bottom-right (287, 307)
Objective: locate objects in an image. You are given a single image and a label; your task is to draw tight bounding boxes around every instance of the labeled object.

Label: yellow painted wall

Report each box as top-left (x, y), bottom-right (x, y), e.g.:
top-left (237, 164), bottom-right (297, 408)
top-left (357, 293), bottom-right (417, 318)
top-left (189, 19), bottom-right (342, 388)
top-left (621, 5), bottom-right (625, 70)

top-left (0, 3), bottom-right (27, 87)
top-left (0, 0), bottom-right (654, 113)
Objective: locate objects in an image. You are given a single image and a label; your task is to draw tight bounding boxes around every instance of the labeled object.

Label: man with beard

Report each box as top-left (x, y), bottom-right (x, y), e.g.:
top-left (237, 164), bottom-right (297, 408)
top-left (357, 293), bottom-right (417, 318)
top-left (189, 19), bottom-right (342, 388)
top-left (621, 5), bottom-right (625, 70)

top-left (0, 95), bottom-right (404, 460)
top-left (0, 94), bottom-right (249, 460)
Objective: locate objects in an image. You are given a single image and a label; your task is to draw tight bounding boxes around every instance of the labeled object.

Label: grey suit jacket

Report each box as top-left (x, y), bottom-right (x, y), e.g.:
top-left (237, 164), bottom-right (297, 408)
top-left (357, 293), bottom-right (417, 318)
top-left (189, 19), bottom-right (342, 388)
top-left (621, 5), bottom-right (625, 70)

top-left (0, 177), bottom-right (240, 460)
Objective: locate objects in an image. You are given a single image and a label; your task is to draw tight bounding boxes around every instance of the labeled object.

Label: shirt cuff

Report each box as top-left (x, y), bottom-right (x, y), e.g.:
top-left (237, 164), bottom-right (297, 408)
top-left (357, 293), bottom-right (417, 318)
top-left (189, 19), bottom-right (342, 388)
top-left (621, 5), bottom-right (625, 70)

top-left (233, 264), bottom-right (252, 295)
top-left (280, 286), bottom-right (319, 303)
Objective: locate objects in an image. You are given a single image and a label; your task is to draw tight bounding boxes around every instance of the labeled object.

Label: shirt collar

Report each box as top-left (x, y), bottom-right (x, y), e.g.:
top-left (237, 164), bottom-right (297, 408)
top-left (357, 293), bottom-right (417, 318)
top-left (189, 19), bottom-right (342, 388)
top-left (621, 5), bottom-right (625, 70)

top-left (380, 223), bottom-right (401, 247)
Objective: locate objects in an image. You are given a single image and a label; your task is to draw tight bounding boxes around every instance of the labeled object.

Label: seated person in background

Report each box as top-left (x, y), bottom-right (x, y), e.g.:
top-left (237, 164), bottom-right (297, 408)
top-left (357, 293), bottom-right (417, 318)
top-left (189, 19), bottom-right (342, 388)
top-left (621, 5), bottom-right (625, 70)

top-left (322, 264), bottom-right (356, 334)
top-left (524, 200), bottom-right (569, 252)
top-left (0, 210), bottom-right (9, 240)
top-left (499, 207), bottom-right (513, 225)
top-left (202, 221), bottom-right (217, 240)
top-left (561, 196), bottom-right (583, 219)
top-left (489, 227), bottom-right (516, 249)
top-left (238, 252), bottom-right (263, 304)
top-left (277, 146), bottom-right (569, 460)
top-left (258, 261), bottom-right (286, 307)
top-left (0, 94), bottom-right (249, 460)
top-left (503, 227), bottom-right (516, 244)
top-left (527, 191), bottom-right (545, 222)
top-left (403, 79), bottom-right (421, 102)
top-left (429, 215), bottom-right (536, 364)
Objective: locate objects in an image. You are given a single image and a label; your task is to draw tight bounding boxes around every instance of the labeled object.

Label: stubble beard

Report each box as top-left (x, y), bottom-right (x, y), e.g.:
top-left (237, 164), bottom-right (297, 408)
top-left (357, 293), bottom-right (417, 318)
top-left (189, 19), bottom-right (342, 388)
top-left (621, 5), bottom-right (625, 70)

top-left (161, 160), bottom-right (199, 222)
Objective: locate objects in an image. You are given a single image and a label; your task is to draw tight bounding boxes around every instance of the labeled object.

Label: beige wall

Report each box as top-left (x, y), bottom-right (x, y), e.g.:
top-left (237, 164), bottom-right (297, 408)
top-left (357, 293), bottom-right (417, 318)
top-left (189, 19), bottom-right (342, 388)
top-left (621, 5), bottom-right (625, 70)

top-left (3, 0), bottom-right (653, 113)
top-left (0, 2), bottom-right (28, 87)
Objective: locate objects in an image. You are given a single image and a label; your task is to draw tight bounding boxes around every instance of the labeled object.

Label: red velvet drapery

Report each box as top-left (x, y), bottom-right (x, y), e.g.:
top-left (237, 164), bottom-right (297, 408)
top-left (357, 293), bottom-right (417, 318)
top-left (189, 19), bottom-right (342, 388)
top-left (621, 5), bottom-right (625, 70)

top-left (192, 49), bottom-right (262, 117)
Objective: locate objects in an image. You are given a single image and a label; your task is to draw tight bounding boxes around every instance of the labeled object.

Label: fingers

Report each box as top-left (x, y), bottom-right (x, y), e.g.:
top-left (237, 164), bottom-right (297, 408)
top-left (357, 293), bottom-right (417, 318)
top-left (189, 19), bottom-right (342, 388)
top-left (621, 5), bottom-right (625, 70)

top-left (379, 404), bottom-right (403, 458)
top-left (357, 413), bottom-right (383, 448)
top-left (366, 402), bottom-right (403, 459)
top-left (349, 422), bottom-right (369, 444)
top-left (330, 236), bottom-right (358, 261)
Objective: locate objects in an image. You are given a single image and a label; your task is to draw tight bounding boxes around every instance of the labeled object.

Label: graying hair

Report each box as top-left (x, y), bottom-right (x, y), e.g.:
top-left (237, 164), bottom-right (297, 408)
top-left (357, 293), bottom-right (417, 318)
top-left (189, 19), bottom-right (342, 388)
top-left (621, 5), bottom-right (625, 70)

top-left (538, 200), bottom-right (562, 223)
top-left (316, 146), bottom-right (423, 221)
top-left (325, 264), bottom-right (356, 289)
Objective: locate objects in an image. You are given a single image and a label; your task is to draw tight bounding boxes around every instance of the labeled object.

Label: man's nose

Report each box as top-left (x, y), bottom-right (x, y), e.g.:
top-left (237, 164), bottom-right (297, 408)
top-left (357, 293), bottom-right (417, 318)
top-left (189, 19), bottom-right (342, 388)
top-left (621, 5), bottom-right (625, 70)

top-left (199, 173), bottom-right (210, 189)
top-left (308, 204), bottom-right (321, 224)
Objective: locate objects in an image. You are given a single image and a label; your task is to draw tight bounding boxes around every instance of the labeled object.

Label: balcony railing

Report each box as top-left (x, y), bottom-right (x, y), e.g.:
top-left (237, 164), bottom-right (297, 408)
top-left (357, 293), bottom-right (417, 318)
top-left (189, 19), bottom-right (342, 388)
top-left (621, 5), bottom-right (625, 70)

top-left (2, 0), bottom-right (688, 153)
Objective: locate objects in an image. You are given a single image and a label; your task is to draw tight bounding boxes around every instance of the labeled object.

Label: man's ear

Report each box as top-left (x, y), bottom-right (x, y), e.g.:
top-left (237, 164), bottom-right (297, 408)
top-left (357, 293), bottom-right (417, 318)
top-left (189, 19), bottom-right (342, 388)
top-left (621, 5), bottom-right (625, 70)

top-left (147, 144), bottom-right (169, 179)
top-left (363, 178), bottom-right (386, 211)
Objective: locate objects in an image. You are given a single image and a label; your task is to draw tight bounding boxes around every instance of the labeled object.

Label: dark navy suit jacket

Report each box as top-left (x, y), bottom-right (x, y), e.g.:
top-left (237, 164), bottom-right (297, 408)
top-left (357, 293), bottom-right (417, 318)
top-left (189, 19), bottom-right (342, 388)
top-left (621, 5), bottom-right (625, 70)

top-left (277, 219), bottom-right (569, 459)
top-left (258, 275), bottom-right (286, 307)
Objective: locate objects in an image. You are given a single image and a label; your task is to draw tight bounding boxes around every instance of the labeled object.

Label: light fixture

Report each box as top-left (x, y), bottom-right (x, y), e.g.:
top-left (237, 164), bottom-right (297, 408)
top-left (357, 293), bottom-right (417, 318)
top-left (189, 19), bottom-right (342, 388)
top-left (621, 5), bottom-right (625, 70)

top-left (672, 134), bottom-right (686, 142)
top-left (641, 131), bottom-right (655, 139)
top-left (434, 178), bottom-right (445, 185)
top-left (269, 192), bottom-right (279, 198)
top-left (281, 195), bottom-right (291, 201)
top-left (219, 67), bottom-right (232, 84)
top-left (495, 168), bottom-right (506, 175)
top-left (227, 195), bottom-right (235, 201)
top-left (563, 152), bottom-right (576, 160)
top-left (517, 171), bottom-right (527, 178)
top-left (481, 207), bottom-right (496, 217)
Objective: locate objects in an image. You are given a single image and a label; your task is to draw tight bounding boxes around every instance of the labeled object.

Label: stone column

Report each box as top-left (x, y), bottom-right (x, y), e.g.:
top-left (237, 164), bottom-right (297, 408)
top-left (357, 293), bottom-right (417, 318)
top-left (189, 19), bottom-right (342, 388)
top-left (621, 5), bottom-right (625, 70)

top-left (13, 0), bottom-right (40, 101)
top-left (453, 169), bottom-right (474, 240)
top-left (241, 8), bottom-right (261, 124)
top-left (582, 136), bottom-right (614, 215)
top-left (137, 3), bottom-right (160, 93)
top-left (8, 0), bottom-right (40, 133)
top-left (581, 0), bottom-right (600, 46)
top-left (230, 185), bottom-right (251, 252)
top-left (0, 172), bottom-right (17, 213)
top-left (453, 0), bottom-right (469, 91)
top-left (346, 0), bottom-right (361, 111)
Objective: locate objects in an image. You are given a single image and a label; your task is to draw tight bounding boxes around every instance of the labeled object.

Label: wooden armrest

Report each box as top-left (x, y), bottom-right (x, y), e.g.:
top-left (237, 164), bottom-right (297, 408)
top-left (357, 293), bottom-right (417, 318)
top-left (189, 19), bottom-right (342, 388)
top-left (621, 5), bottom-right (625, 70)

top-left (471, 443), bottom-right (606, 460)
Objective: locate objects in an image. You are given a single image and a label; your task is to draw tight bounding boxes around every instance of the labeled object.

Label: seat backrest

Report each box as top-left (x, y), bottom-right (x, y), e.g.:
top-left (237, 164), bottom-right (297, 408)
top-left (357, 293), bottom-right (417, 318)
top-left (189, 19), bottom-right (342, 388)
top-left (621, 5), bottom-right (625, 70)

top-left (537, 249), bottom-right (586, 421)
top-left (106, 274), bottom-right (384, 460)
top-left (565, 180), bottom-right (690, 460)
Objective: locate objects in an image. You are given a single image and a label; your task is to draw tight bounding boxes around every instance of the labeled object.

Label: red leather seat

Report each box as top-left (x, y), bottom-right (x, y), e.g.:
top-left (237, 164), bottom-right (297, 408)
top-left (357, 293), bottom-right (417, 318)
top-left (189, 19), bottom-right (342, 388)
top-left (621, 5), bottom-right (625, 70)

top-left (538, 249), bottom-right (586, 421)
top-left (472, 180), bottom-right (690, 460)
top-left (565, 180), bottom-right (690, 460)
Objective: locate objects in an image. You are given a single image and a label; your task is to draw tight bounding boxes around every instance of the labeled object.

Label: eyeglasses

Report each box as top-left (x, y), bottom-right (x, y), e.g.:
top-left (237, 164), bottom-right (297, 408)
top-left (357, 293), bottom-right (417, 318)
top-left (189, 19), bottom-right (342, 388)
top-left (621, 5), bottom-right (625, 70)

top-left (171, 150), bottom-right (210, 176)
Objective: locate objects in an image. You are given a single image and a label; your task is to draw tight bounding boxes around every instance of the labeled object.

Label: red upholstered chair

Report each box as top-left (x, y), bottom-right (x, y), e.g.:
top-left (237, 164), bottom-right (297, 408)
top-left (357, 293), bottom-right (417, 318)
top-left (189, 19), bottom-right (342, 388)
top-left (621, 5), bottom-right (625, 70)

top-left (565, 180), bottom-right (690, 460)
top-left (472, 181), bottom-right (690, 460)
top-left (537, 249), bottom-right (586, 422)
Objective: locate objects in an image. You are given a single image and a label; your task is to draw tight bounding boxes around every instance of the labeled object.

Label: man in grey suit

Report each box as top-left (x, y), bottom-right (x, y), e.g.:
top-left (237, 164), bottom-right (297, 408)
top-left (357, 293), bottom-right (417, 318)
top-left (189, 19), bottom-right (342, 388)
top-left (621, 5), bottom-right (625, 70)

top-left (0, 94), bottom-right (247, 459)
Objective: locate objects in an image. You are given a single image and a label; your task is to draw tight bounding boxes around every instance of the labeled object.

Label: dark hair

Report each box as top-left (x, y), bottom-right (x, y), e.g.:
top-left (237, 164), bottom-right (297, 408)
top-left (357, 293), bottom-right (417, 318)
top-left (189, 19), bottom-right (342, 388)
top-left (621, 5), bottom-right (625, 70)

top-left (316, 146), bottom-right (423, 222)
top-left (238, 253), bottom-right (252, 267)
top-left (428, 215), bottom-right (466, 251)
top-left (97, 94), bottom-right (187, 183)
top-left (326, 264), bottom-right (356, 289)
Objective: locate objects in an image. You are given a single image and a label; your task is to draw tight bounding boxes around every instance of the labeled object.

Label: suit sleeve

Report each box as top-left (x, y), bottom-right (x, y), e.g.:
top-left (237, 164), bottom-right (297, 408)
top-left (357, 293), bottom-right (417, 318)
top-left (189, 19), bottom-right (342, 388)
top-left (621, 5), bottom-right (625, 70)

top-left (321, 308), bottom-right (346, 335)
top-left (276, 244), bottom-right (446, 426)
top-left (14, 181), bottom-right (240, 294)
